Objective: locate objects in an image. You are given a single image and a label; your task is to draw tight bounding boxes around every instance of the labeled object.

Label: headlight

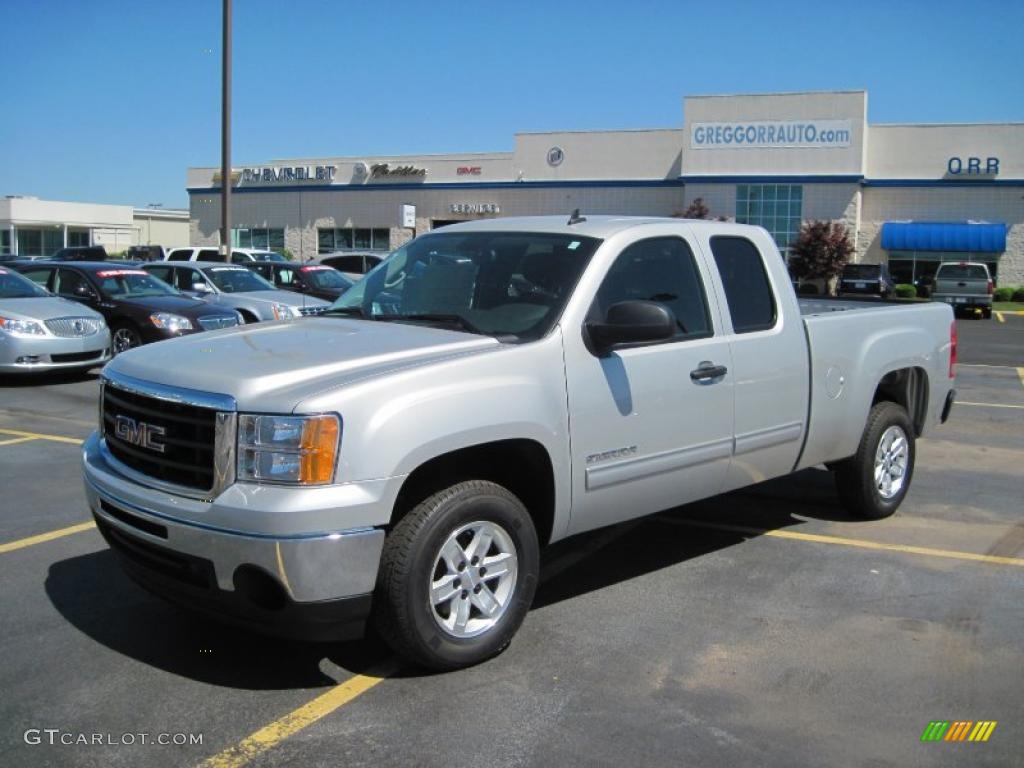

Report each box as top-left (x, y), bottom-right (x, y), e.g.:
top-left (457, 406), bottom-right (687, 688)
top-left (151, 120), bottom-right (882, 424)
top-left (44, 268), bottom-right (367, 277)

top-left (0, 316), bottom-right (46, 336)
top-left (237, 414), bottom-right (340, 485)
top-left (150, 312), bottom-right (193, 332)
top-left (271, 303), bottom-right (299, 320)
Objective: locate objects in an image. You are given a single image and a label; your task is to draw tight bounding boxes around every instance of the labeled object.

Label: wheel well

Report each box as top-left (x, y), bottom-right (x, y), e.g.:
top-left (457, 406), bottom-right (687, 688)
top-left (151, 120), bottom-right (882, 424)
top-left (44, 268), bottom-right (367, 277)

top-left (393, 439), bottom-right (556, 545)
top-left (237, 309), bottom-right (258, 323)
top-left (872, 367), bottom-right (929, 436)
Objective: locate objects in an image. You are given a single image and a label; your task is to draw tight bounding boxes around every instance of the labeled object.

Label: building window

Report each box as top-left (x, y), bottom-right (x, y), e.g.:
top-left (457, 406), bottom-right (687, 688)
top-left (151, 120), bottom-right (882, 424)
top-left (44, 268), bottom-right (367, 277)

top-left (887, 250), bottom-right (1001, 285)
top-left (232, 227), bottom-right (285, 252)
top-left (68, 229), bottom-right (90, 247)
top-left (15, 228), bottom-right (63, 257)
top-left (735, 184), bottom-right (802, 253)
top-left (1, 230), bottom-right (10, 255)
top-left (317, 227), bottom-right (390, 254)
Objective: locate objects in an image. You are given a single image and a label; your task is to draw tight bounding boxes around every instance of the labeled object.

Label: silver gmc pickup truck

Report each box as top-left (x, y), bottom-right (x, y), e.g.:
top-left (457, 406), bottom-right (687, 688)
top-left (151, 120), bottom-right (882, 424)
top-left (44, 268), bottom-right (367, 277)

top-left (82, 216), bottom-right (957, 670)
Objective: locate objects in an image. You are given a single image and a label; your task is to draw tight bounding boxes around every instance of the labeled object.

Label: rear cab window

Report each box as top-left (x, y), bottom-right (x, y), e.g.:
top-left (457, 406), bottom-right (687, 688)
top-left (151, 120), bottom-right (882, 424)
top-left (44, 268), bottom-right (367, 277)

top-left (936, 264), bottom-right (989, 280)
top-left (167, 249), bottom-right (192, 261)
top-left (709, 236), bottom-right (777, 334)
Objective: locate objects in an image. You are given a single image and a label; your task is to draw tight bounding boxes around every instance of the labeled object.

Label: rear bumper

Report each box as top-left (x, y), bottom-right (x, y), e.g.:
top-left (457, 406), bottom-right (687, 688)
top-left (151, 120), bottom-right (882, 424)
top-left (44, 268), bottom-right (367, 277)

top-left (934, 295), bottom-right (992, 309)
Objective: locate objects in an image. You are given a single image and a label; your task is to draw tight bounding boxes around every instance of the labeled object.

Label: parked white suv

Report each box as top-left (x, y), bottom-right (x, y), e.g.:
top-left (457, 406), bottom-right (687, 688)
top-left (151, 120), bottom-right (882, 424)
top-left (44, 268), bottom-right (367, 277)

top-left (165, 247), bottom-right (288, 264)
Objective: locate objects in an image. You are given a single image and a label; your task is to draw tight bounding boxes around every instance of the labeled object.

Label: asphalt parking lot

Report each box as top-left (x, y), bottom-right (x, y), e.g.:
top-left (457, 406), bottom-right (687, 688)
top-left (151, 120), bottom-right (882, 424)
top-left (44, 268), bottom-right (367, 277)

top-left (1, 314), bottom-right (1021, 768)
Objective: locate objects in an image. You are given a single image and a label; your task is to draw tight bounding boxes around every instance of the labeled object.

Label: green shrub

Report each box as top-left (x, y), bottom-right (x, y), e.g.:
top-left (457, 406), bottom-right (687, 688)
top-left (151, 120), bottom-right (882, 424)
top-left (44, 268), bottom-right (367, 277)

top-left (993, 286), bottom-right (1015, 302)
top-left (1012, 288), bottom-right (1024, 303)
top-left (894, 284), bottom-right (917, 299)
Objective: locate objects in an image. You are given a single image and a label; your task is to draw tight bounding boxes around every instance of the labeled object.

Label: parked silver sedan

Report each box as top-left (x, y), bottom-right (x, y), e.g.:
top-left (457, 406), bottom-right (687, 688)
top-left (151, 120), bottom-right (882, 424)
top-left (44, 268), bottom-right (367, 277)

top-left (142, 262), bottom-right (330, 323)
top-left (0, 266), bottom-right (111, 373)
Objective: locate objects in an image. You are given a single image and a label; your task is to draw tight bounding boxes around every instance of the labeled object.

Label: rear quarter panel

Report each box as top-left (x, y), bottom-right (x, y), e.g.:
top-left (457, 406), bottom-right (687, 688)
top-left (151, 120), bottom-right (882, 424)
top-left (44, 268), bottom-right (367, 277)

top-left (797, 302), bottom-right (954, 469)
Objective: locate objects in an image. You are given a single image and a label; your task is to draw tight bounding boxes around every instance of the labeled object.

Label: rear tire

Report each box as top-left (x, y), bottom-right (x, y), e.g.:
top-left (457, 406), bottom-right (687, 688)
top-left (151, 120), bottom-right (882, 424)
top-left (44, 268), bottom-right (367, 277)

top-left (373, 480), bottom-right (539, 671)
top-left (982, 307), bottom-right (992, 319)
top-left (834, 401), bottom-right (915, 520)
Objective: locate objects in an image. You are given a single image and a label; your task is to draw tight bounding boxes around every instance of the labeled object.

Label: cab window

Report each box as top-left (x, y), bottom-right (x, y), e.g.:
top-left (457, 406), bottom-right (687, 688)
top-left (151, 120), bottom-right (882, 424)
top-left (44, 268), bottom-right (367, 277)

top-left (709, 236), bottom-right (777, 334)
top-left (55, 269), bottom-right (94, 298)
top-left (592, 237), bottom-right (712, 341)
top-left (20, 268), bottom-right (55, 289)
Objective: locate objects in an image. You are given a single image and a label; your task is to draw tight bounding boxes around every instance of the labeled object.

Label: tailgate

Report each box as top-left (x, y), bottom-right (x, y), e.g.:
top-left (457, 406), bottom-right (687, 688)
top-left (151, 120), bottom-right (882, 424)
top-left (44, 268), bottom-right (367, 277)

top-left (934, 277), bottom-right (988, 296)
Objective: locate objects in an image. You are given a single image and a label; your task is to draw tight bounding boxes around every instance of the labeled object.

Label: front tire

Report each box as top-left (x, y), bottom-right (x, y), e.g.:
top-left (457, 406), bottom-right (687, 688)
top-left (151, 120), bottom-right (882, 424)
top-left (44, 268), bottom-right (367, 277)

top-left (373, 480), bottom-right (539, 671)
top-left (834, 401), bottom-right (915, 519)
top-left (111, 323), bottom-right (142, 355)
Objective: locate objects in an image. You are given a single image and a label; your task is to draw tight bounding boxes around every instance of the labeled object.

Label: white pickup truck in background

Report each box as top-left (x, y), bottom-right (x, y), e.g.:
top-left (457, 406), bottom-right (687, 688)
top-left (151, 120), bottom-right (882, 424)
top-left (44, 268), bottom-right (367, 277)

top-left (83, 216), bottom-right (957, 670)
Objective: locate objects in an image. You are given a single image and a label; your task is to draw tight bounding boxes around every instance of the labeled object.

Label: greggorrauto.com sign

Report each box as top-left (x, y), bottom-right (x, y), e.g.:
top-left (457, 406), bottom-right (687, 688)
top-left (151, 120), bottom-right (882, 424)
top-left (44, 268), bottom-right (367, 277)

top-left (691, 120), bottom-right (852, 149)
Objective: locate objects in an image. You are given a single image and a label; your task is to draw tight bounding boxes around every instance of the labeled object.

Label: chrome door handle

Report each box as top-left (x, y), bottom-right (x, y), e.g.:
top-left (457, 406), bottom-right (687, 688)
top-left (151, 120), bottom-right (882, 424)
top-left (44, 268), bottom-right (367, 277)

top-left (690, 361), bottom-right (728, 381)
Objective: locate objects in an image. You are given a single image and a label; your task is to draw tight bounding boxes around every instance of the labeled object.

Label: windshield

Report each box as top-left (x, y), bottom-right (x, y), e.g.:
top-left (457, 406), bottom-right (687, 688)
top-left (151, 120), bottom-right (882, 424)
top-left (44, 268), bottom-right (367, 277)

top-left (0, 268), bottom-right (49, 298)
top-left (331, 231), bottom-right (602, 340)
top-left (257, 252), bottom-right (288, 262)
top-left (301, 266), bottom-right (351, 290)
top-left (936, 264), bottom-right (989, 280)
top-left (842, 264), bottom-right (881, 279)
top-left (96, 269), bottom-right (178, 298)
top-left (203, 266), bottom-right (275, 292)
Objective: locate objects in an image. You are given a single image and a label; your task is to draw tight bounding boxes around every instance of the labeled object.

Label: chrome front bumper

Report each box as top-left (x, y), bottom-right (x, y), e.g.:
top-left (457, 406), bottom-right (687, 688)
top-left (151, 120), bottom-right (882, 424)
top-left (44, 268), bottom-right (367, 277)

top-left (0, 331), bottom-right (110, 372)
top-left (82, 431), bottom-right (385, 604)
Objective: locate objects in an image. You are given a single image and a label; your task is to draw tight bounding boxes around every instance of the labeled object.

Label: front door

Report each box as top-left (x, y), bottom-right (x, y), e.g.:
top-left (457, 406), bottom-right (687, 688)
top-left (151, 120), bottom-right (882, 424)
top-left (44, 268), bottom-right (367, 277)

top-left (564, 235), bottom-right (735, 535)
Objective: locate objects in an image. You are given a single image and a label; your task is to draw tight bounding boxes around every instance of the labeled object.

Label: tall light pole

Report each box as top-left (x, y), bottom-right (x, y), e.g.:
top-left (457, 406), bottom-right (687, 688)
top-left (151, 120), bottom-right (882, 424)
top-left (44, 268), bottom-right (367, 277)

top-left (220, 0), bottom-right (232, 260)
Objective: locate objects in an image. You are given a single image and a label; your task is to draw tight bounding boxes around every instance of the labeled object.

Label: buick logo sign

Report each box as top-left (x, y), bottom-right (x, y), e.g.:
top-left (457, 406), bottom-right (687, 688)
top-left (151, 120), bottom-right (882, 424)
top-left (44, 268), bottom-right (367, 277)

top-left (115, 415), bottom-right (166, 453)
top-left (72, 320), bottom-right (84, 334)
top-left (546, 146), bottom-right (564, 167)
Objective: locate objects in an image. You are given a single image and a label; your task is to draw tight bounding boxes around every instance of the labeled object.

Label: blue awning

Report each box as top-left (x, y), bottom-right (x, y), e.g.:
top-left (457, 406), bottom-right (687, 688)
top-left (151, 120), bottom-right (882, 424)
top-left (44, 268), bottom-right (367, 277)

top-left (881, 222), bottom-right (1007, 253)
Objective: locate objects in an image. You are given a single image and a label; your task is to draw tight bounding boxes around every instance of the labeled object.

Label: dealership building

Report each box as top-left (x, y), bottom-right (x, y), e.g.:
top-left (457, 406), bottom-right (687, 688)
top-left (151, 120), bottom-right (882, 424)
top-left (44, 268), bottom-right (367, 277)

top-left (187, 90), bottom-right (1024, 284)
top-left (1, 196), bottom-right (190, 257)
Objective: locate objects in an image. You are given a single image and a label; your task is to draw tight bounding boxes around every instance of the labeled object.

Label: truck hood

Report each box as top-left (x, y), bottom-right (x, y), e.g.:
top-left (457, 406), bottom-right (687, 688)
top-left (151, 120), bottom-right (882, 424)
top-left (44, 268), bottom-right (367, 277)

top-left (0, 296), bottom-right (105, 322)
top-left (104, 316), bottom-right (500, 411)
top-left (207, 290), bottom-right (331, 308)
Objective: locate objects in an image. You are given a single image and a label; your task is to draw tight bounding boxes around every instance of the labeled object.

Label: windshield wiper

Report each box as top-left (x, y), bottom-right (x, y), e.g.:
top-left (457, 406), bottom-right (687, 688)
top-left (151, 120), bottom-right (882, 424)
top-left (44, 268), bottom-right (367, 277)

top-left (379, 313), bottom-right (486, 335)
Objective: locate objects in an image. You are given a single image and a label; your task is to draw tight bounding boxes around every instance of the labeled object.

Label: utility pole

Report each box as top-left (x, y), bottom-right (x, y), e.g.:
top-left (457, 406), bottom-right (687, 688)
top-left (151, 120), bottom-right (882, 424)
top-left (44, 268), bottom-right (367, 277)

top-left (220, 0), bottom-right (232, 260)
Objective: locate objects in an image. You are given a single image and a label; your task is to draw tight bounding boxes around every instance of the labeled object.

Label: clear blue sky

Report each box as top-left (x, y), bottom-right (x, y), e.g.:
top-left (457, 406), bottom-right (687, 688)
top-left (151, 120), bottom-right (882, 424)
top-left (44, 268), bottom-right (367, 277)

top-left (2, 0), bottom-right (1022, 208)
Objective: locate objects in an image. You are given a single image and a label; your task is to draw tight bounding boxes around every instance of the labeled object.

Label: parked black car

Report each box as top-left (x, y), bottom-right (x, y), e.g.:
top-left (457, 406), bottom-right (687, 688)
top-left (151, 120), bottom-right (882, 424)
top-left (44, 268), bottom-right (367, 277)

top-left (245, 261), bottom-right (354, 302)
top-left (50, 246), bottom-right (109, 261)
top-left (12, 261), bottom-right (240, 353)
top-left (837, 263), bottom-right (895, 298)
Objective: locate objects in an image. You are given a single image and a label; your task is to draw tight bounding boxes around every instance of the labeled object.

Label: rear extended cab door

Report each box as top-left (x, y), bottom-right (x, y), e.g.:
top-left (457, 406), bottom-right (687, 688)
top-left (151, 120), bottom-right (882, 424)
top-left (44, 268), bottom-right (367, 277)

top-left (692, 227), bottom-right (810, 491)
top-left (561, 223), bottom-right (735, 536)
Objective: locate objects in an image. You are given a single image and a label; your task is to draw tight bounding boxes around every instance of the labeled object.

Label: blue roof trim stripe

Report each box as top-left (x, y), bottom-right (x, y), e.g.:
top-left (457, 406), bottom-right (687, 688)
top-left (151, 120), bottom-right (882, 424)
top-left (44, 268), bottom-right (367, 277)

top-left (863, 179), bottom-right (1024, 188)
top-left (679, 175), bottom-right (863, 184)
top-left (187, 179), bottom-right (687, 194)
top-left (881, 222), bottom-right (1008, 253)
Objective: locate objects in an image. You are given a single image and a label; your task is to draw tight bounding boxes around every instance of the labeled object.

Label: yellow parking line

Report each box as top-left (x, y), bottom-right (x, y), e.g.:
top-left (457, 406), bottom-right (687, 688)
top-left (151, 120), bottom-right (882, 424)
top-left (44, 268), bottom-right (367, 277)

top-left (995, 311), bottom-right (1004, 323)
top-left (0, 521), bottom-right (97, 554)
top-left (957, 401), bottom-right (1024, 410)
top-left (1017, 367), bottom-right (1024, 390)
top-left (0, 427), bottom-right (83, 445)
top-left (666, 519), bottom-right (1024, 568)
top-left (198, 660), bottom-right (398, 768)
top-left (0, 436), bottom-right (38, 446)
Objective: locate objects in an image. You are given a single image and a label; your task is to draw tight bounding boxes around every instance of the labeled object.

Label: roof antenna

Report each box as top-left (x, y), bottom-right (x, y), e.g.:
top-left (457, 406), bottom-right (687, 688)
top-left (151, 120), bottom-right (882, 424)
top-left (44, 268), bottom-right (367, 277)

top-left (567, 208), bottom-right (586, 226)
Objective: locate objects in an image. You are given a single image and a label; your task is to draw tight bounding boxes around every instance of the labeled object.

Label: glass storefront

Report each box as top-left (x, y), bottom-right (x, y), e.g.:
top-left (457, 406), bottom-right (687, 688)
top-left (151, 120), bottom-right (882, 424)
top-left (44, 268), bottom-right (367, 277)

top-left (887, 251), bottom-right (1001, 285)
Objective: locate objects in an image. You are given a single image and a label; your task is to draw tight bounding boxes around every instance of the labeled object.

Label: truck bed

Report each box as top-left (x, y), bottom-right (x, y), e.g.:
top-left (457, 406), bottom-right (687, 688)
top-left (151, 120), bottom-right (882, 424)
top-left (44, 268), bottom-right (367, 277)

top-left (798, 296), bottom-right (908, 316)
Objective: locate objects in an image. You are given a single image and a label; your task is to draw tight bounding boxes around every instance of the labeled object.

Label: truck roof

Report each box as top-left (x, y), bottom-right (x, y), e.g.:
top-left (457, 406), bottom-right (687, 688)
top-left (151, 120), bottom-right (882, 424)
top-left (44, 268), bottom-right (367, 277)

top-left (433, 215), bottom-right (751, 239)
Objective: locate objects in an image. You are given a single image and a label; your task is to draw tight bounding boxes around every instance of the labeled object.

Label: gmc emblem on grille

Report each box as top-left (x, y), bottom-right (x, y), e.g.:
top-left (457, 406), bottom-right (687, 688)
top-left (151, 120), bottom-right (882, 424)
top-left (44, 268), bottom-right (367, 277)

top-left (114, 415), bottom-right (167, 453)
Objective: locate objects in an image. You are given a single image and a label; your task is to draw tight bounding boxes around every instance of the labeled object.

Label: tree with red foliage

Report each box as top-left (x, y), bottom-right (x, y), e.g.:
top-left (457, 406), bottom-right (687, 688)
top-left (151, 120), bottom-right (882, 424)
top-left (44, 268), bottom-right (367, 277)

top-left (676, 197), bottom-right (710, 219)
top-left (788, 221), bottom-right (854, 282)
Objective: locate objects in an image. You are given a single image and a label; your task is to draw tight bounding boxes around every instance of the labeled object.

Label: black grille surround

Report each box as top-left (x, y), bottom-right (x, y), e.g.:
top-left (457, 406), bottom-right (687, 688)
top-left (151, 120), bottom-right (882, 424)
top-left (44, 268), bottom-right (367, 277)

top-left (102, 384), bottom-right (217, 491)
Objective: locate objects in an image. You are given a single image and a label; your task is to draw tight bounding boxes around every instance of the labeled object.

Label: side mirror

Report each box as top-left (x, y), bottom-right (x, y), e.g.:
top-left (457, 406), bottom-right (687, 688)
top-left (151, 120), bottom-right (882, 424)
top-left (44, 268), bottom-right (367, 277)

top-left (75, 284), bottom-right (98, 301)
top-left (192, 280), bottom-right (212, 293)
top-left (586, 300), bottom-right (676, 354)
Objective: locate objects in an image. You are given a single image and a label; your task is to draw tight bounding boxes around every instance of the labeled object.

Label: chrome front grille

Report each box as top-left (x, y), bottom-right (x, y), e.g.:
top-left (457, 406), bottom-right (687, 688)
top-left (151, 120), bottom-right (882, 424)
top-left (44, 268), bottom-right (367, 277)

top-left (100, 374), bottom-right (237, 497)
top-left (197, 315), bottom-right (240, 331)
top-left (45, 317), bottom-right (102, 337)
